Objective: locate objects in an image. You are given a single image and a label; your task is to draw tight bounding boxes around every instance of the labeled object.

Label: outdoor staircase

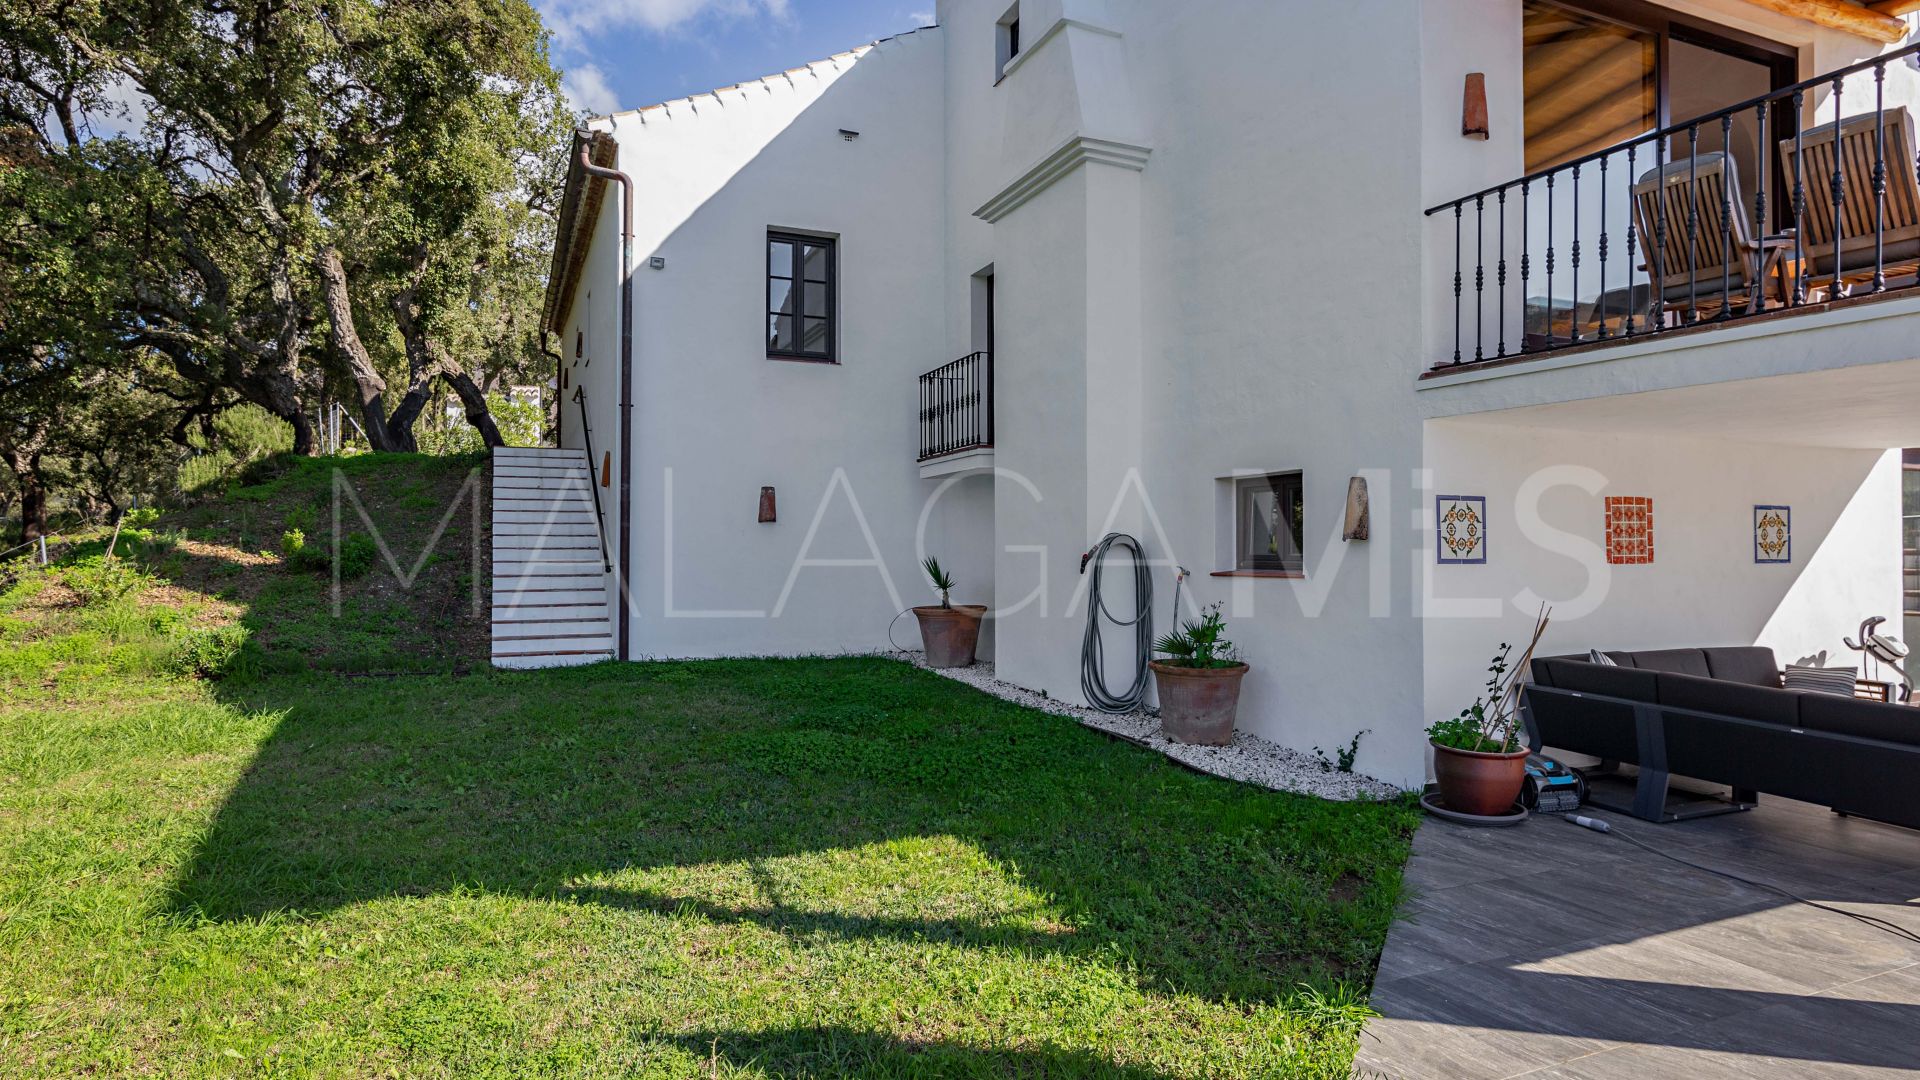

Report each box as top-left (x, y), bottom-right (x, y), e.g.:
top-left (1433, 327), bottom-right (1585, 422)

top-left (490, 446), bottom-right (615, 669)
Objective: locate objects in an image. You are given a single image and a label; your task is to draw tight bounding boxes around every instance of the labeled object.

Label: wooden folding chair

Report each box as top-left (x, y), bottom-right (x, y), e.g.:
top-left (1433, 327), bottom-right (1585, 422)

top-left (1778, 105), bottom-right (1920, 296)
top-left (1631, 150), bottom-right (1792, 322)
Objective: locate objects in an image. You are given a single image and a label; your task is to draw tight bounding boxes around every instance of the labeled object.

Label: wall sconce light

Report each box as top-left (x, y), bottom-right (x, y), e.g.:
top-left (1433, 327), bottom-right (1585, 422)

top-left (648, 256), bottom-right (666, 270)
top-left (1342, 477), bottom-right (1370, 541)
top-left (1462, 73), bottom-right (1489, 140)
top-left (838, 128), bottom-right (860, 141)
top-left (758, 486), bottom-right (777, 523)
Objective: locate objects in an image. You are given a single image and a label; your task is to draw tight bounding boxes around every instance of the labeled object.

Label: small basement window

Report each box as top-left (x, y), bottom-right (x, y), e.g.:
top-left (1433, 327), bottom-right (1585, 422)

top-left (767, 231), bottom-right (836, 362)
top-left (1235, 472), bottom-right (1304, 573)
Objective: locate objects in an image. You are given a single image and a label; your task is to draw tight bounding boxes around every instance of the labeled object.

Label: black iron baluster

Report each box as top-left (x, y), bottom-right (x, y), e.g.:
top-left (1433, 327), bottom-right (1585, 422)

top-left (1874, 61), bottom-right (1888, 292)
top-left (1652, 135), bottom-right (1667, 329)
top-left (1474, 194), bottom-right (1485, 361)
top-left (1793, 89), bottom-right (1808, 305)
top-left (1570, 164), bottom-right (1582, 343)
top-left (1598, 154), bottom-right (1610, 338)
top-left (1832, 73), bottom-right (1846, 302)
top-left (984, 351), bottom-right (993, 447)
top-left (1687, 123), bottom-right (1700, 323)
top-left (1546, 172), bottom-right (1556, 344)
top-left (1625, 143), bottom-right (1638, 337)
top-left (1497, 187), bottom-right (1508, 357)
top-left (1452, 202), bottom-right (1463, 365)
top-left (1519, 180), bottom-right (1532, 352)
top-left (1753, 100), bottom-right (1768, 314)
top-left (1719, 113), bottom-right (1733, 318)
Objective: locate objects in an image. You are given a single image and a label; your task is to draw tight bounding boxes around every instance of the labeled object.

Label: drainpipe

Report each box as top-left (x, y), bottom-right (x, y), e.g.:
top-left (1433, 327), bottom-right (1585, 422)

top-left (576, 131), bottom-right (635, 662)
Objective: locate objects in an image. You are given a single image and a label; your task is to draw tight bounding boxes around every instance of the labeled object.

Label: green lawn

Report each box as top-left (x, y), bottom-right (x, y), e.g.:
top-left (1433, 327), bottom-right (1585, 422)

top-left (0, 460), bottom-right (1418, 1078)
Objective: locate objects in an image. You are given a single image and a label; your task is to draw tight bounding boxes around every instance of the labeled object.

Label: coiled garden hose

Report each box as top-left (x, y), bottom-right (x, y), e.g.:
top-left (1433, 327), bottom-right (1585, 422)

top-left (1079, 533), bottom-right (1154, 713)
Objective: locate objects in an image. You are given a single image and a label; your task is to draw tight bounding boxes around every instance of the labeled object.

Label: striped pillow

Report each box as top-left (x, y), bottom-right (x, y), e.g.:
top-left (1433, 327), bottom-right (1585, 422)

top-left (1587, 649), bottom-right (1617, 666)
top-left (1783, 664), bottom-right (1857, 697)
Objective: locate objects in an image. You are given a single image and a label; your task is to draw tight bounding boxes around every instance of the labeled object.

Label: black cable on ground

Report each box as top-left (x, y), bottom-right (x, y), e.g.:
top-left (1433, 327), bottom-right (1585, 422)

top-left (1560, 813), bottom-right (1920, 945)
top-left (1080, 533), bottom-right (1153, 713)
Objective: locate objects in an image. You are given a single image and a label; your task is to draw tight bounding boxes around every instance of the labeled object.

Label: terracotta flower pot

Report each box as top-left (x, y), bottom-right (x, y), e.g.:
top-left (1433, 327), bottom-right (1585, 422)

top-left (914, 604), bottom-right (986, 668)
top-left (1430, 740), bottom-right (1530, 817)
top-left (1150, 661), bottom-right (1248, 745)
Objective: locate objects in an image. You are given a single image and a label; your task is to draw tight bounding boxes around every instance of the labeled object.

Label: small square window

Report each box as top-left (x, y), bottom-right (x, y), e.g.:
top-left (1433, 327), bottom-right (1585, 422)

top-left (1236, 472), bottom-right (1304, 573)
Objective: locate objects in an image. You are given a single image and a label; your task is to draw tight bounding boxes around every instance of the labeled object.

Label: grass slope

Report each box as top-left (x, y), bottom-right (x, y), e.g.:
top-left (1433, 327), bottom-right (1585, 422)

top-left (0, 454), bottom-right (1418, 1078)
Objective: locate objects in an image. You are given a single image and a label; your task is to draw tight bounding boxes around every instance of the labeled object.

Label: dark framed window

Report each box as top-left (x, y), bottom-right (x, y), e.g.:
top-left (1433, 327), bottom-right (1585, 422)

top-left (1236, 472), bottom-right (1304, 573)
top-left (767, 231), bottom-right (836, 362)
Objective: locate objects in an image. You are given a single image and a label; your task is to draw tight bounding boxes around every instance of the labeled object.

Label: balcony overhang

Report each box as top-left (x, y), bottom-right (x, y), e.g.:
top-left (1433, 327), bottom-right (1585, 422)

top-left (919, 446), bottom-right (995, 480)
top-left (1428, 350), bottom-right (1920, 449)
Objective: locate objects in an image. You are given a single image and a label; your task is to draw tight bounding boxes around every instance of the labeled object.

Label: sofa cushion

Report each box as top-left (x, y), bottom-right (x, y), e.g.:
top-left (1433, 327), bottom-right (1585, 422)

top-left (1547, 660), bottom-right (1659, 702)
top-left (1797, 693), bottom-right (1920, 746)
top-left (1783, 664), bottom-right (1858, 697)
top-left (1626, 648), bottom-right (1712, 678)
top-left (1703, 646), bottom-right (1781, 688)
top-left (1654, 671), bottom-right (1800, 726)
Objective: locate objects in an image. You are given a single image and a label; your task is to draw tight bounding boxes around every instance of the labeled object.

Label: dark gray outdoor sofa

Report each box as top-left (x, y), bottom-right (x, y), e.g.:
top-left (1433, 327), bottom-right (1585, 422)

top-left (1525, 646), bottom-right (1920, 827)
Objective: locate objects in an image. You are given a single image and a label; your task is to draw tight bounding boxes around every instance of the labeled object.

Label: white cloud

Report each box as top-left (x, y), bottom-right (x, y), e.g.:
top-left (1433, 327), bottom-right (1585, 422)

top-left (560, 62), bottom-right (621, 116)
top-left (539, 0), bottom-right (792, 50)
top-left (909, 9), bottom-right (932, 25)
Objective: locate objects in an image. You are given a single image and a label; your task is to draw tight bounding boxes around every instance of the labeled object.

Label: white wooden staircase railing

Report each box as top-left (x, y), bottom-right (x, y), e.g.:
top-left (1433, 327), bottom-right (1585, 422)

top-left (490, 446), bottom-right (614, 668)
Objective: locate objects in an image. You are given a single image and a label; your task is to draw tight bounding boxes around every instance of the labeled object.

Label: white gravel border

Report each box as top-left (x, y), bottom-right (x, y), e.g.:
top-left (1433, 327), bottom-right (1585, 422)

top-left (903, 652), bottom-right (1403, 802)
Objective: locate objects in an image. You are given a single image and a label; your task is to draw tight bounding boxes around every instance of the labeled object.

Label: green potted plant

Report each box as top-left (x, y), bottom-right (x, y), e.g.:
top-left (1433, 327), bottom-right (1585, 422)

top-left (1427, 608), bottom-right (1551, 817)
top-left (1151, 603), bottom-right (1248, 745)
top-left (913, 557), bottom-right (986, 668)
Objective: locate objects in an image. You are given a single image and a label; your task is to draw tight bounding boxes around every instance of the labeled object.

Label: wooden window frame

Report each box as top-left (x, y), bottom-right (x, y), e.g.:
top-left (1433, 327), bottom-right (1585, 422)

top-left (766, 230), bottom-right (838, 364)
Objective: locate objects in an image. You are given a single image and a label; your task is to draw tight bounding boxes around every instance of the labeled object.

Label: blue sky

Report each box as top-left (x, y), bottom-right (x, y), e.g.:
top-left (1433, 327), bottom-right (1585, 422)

top-left (536, 0), bottom-right (936, 117)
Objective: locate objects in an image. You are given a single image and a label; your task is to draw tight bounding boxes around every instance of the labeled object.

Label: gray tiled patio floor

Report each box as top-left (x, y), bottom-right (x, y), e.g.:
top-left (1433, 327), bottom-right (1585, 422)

top-left (1355, 794), bottom-right (1920, 1079)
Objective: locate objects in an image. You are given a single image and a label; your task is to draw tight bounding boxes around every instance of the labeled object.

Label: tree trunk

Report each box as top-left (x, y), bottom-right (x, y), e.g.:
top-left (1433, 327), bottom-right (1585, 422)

top-left (315, 247), bottom-right (401, 451)
top-left (2, 451), bottom-right (48, 547)
top-left (444, 367), bottom-right (505, 449)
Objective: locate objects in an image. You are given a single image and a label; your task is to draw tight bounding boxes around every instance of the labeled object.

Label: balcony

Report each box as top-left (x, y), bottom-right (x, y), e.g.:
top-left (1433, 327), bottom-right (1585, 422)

top-left (1427, 40), bottom-right (1920, 379)
top-left (917, 351), bottom-right (993, 477)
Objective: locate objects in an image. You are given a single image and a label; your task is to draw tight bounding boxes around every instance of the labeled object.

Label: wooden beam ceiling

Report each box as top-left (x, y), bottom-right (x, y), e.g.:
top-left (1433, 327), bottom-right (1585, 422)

top-left (1743, 0), bottom-right (1909, 43)
top-left (1868, 0), bottom-right (1920, 18)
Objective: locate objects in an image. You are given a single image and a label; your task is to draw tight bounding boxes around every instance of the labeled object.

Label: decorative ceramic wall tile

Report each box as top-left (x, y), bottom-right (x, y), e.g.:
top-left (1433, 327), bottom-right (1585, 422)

top-left (1604, 496), bottom-right (1653, 565)
top-left (1436, 495), bottom-right (1486, 564)
top-left (1754, 505), bottom-right (1791, 563)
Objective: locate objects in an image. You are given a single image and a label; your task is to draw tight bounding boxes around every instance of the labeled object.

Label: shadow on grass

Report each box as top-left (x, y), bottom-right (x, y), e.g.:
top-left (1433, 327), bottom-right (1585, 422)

top-left (659, 1025), bottom-right (1175, 1078)
top-left (167, 656), bottom-right (1417, 1005)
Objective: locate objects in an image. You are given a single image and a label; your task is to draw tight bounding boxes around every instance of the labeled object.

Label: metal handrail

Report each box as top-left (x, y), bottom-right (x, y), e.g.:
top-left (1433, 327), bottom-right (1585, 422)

top-left (571, 386), bottom-right (614, 574)
top-left (1424, 37), bottom-right (1920, 369)
top-left (1425, 39), bottom-right (1920, 215)
top-left (917, 351), bottom-right (993, 461)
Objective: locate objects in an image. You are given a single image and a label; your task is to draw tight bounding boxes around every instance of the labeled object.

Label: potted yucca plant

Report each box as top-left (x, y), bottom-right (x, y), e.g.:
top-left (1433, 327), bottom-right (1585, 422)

top-left (914, 557), bottom-right (986, 668)
top-left (1150, 603), bottom-right (1248, 745)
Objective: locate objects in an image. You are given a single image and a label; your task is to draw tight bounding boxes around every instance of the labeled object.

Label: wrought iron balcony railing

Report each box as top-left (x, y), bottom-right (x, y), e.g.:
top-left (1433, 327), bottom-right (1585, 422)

top-left (917, 351), bottom-right (993, 461)
top-left (1427, 39), bottom-right (1920, 373)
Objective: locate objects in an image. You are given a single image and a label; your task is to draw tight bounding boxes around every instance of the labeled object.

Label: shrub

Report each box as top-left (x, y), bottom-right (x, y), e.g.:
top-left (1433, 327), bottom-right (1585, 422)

top-left (337, 533), bottom-right (378, 578)
top-left (60, 557), bottom-right (147, 606)
top-left (169, 624), bottom-right (253, 679)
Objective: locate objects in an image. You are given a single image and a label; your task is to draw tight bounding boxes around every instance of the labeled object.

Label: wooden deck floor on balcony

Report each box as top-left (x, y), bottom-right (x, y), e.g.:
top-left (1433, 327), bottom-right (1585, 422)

top-left (1356, 794), bottom-right (1920, 1079)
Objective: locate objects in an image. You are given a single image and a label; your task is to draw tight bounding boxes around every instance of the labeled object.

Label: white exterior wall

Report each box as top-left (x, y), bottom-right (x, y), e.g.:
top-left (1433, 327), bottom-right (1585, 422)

top-left (558, 30), bottom-right (984, 659)
top-left (548, 0), bottom-right (1919, 789)
top-left (1422, 422), bottom-right (1903, 729)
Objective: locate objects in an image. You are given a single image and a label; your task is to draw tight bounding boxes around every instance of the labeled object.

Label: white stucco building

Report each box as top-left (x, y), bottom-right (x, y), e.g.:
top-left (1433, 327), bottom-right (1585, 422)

top-left (536, 0), bottom-right (1920, 787)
